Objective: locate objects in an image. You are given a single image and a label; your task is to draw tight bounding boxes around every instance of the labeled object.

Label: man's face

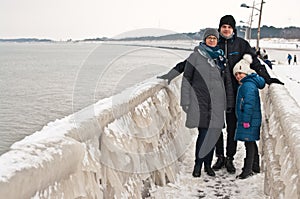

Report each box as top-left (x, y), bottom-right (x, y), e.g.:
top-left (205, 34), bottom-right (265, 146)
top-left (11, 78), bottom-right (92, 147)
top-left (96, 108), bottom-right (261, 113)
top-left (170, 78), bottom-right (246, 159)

top-left (220, 24), bottom-right (234, 38)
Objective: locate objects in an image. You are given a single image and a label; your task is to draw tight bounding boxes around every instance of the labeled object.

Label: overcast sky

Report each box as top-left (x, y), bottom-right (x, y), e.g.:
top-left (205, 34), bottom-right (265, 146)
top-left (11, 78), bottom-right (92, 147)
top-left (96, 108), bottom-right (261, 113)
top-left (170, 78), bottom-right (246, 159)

top-left (1, 0), bottom-right (299, 40)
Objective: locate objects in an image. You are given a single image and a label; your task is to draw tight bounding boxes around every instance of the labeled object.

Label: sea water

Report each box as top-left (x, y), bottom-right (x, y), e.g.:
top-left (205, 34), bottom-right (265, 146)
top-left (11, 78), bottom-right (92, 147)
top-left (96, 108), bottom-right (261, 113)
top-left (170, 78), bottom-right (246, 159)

top-left (0, 42), bottom-right (189, 155)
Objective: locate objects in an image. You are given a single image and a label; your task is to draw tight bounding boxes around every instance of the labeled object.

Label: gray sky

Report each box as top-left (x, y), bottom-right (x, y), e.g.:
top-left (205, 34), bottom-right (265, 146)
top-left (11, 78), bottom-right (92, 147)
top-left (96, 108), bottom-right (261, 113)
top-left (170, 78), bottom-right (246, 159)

top-left (1, 0), bottom-right (299, 40)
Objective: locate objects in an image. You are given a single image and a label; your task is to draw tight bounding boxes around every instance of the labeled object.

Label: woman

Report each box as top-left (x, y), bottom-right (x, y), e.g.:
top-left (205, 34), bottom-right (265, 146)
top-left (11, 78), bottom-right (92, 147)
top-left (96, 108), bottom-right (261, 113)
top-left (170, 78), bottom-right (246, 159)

top-left (180, 28), bottom-right (226, 177)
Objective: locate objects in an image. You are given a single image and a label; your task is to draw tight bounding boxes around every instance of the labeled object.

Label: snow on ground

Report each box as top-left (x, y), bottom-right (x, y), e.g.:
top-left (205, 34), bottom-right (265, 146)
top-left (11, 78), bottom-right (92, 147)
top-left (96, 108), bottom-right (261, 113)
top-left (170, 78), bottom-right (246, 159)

top-left (148, 130), bottom-right (266, 199)
top-left (270, 65), bottom-right (300, 107)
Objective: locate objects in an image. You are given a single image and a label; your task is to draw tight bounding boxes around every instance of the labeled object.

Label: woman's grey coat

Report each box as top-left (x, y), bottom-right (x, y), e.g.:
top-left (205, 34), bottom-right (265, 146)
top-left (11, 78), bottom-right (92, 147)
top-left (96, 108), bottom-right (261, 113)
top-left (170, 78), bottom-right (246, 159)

top-left (180, 46), bottom-right (226, 158)
top-left (181, 46), bottom-right (226, 129)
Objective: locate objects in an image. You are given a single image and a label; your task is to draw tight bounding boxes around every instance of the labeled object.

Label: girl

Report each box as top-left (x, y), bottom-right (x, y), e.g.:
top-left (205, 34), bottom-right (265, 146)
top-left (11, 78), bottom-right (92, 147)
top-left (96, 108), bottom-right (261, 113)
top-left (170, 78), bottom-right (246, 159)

top-left (233, 54), bottom-right (265, 179)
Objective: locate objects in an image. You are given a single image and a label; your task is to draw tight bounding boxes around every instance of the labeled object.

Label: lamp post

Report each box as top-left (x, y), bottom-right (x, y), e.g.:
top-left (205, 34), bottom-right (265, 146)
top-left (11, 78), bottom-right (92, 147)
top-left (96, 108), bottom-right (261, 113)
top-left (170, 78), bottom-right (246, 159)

top-left (240, 19), bottom-right (255, 42)
top-left (241, 0), bottom-right (265, 49)
top-left (240, 20), bottom-right (250, 41)
top-left (249, 1), bottom-right (255, 42)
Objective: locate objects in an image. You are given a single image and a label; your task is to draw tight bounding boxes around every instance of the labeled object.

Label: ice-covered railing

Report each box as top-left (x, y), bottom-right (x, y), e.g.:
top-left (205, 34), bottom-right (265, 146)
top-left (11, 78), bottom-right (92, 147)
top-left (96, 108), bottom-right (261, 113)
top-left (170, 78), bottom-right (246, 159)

top-left (0, 76), bottom-right (193, 198)
top-left (261, 83), bottom-right (300, 198)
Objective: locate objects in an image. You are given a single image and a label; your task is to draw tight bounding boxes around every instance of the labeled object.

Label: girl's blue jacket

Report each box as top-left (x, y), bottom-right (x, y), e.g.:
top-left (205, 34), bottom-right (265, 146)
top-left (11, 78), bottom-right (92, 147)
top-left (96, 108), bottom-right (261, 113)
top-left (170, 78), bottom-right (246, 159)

top-left (235, 73), bottom-right (265, 141)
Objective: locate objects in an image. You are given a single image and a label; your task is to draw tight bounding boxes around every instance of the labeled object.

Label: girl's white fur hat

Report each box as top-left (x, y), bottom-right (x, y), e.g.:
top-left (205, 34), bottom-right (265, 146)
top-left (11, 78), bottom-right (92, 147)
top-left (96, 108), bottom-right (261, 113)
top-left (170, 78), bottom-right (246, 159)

top-left (233, 54), bottom-right (255, 75)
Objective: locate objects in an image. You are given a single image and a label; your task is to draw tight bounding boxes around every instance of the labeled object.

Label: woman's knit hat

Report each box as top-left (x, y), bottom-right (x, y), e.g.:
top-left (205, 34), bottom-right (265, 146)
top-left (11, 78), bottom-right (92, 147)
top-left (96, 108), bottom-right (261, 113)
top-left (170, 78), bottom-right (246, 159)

top-left (233, 54), bottom-right (255, 75)
top-left (218, 15), bottom-right (236, 32)
top-left (203, 28), bottom-right (219, 41)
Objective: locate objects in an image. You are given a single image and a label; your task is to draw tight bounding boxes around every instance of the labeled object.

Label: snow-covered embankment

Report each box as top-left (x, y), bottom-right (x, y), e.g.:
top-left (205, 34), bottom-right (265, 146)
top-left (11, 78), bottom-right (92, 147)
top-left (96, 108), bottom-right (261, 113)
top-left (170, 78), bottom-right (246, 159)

top-left (1, 64), bottom-right (300, 198)
top-left (261, 83), bottom-right (300, 198)
top-left (0, 76), bottom-right (192, 198)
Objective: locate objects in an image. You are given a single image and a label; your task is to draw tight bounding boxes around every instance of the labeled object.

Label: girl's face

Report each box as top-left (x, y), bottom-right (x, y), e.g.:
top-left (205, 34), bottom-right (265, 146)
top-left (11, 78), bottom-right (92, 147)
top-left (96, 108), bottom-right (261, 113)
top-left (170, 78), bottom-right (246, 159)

top-left (235, 72), bottom-right (247, 83)
top-left (220, 24), bottom-right (234, 38)
top-left (205, 35), bottom-right (218, 47)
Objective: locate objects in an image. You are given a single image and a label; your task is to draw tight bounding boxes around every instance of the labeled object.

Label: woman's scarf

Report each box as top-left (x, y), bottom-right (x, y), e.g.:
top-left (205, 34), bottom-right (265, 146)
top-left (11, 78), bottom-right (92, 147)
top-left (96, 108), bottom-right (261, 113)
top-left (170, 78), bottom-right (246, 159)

top-left (198, 42), bottom-right (225, 71)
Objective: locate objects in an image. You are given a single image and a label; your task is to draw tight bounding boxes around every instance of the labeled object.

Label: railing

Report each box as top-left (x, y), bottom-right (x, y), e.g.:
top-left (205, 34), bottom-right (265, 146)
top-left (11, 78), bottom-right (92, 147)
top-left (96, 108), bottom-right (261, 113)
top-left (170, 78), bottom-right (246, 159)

top-left (261, 84), bottom-right (300, 199)
top-left (0, 76), bottom-right (194, 199)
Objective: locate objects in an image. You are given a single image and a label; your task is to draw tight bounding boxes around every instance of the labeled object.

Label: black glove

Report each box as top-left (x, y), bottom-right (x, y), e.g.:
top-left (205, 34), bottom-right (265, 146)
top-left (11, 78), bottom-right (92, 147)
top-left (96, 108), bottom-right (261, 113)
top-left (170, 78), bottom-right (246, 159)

top-left (157, 69), bottom-right (181, 85)
top-left (182, 105), bottom-right (189, 113)
top-left (157, 74), bottom-right (171, 84)
top-left (269, 78), bottom-right (284, 85)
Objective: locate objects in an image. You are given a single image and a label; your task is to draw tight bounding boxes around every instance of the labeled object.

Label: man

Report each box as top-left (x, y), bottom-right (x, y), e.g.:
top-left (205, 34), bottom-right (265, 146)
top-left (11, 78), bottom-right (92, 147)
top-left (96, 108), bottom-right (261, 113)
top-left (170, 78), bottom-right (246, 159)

top-left (158, 15), bottom-right (283, 174)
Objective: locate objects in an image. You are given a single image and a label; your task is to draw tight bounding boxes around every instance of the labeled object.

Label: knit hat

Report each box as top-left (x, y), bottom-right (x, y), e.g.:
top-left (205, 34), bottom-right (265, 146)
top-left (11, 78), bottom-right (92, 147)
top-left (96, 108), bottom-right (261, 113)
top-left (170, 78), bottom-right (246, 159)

top-left (203, 28), bottom-right (219, 41)
top-left (233, 54), bottom-right (255, 75)
top-left (218, 15), bottom-right (236, 32)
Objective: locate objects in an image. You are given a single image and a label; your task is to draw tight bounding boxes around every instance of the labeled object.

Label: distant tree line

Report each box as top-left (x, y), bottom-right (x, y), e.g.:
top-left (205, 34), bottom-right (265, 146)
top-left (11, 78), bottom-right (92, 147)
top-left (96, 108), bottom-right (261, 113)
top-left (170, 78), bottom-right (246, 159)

top-left (237, 25), bottom-right (300, 39)
top-left (0, 38), bottom-right (53, 42)
top-left (192, 26), bottom-right (300, 40)
top-left (112, 26), bottom-right (300, 41)
top-left (1, 26), bottom-right (299, 42)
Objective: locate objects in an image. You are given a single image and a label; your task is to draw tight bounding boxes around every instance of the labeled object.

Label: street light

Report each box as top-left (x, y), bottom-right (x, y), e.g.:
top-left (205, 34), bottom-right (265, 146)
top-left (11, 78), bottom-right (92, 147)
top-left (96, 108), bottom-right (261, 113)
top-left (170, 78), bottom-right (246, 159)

top-left (240, 20), bottom-right (253, 42)
top-left (241, 1), bottom-right (255, 42)
top-left (241, 0), bottom-right (265, 49)
top-left (239, 24), bottom-right (248, 40)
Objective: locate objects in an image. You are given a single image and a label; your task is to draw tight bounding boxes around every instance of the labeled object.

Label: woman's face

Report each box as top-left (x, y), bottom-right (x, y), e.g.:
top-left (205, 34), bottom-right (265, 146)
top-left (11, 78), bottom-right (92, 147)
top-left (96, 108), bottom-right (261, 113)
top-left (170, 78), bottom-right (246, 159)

top-left (220, 24), bottom-right (234, 38)
top-left (205, 35), bottom-right (218, 47)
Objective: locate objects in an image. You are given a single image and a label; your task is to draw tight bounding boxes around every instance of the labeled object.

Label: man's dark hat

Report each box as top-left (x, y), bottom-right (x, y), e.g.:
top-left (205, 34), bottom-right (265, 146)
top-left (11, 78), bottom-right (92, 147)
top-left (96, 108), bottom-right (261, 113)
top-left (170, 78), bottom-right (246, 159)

top-left (218, 15), bottom-right (236, 32)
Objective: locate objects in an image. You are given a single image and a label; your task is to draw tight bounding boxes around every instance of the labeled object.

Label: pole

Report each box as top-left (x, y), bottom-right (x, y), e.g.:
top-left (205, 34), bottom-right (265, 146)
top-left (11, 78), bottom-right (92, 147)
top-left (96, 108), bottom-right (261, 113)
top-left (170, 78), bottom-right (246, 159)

top-left (256, 0), bottom-right (264, 49)
top-left (249, 1), bottom-right (255, 42)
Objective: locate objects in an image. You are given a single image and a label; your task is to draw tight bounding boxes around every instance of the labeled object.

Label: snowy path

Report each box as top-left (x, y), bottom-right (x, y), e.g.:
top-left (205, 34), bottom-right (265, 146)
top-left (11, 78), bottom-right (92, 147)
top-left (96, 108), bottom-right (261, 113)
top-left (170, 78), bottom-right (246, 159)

top-left (149, 131), bottom-right (267, 199)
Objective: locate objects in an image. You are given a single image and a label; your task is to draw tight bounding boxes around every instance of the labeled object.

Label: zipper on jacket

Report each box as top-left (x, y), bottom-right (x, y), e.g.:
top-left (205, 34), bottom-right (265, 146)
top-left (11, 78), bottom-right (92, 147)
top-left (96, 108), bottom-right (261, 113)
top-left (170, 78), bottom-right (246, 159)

top-left (224, 40), bottom-right (228, 68)
top-left (240, 97), bottom-right (244, 112)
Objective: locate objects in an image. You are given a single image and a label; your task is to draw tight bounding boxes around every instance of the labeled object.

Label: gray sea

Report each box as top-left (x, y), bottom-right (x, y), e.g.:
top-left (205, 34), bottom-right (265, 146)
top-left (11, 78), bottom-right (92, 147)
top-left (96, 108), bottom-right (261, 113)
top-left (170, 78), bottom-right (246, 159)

top-left (0, 42), bottom-right (188, 155)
